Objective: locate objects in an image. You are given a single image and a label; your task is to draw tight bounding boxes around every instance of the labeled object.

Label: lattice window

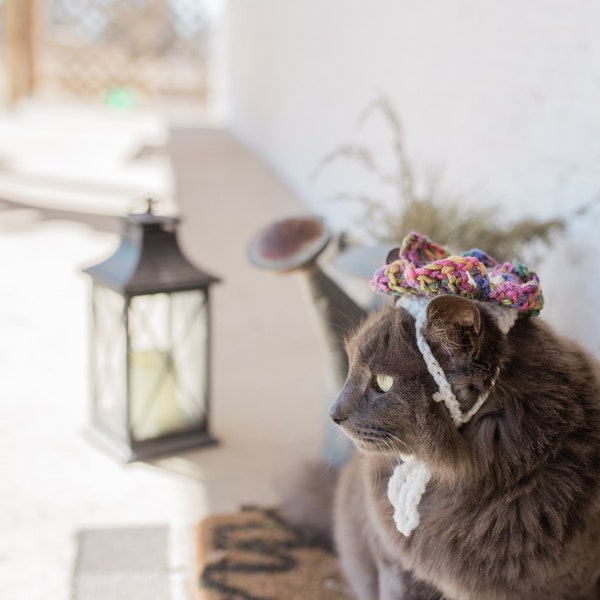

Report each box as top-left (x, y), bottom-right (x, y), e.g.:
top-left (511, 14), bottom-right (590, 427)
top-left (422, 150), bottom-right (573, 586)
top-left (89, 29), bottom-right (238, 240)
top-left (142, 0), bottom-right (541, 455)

top-left (36, 0), bottom-right (211, 107)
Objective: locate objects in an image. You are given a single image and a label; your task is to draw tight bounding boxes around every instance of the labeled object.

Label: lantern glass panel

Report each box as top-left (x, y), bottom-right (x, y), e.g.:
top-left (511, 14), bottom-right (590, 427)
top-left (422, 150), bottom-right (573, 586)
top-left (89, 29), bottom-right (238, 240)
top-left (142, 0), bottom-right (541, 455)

top-left (127, 289), bottom-right (208, 441)
top-left (92, 284), bottom-right (127, 439)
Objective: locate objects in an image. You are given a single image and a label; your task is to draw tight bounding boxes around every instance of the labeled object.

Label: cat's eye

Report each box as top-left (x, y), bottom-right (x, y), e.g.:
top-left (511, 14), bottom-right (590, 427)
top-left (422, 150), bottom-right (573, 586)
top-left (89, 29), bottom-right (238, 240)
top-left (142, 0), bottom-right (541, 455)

top-left (375, 374), bottom-right (394, 393)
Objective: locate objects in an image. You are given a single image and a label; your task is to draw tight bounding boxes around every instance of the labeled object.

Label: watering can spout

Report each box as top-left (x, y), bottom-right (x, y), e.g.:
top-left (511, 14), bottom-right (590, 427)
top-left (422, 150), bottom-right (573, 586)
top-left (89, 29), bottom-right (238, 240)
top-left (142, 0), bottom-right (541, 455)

top-left (248, 215), bottom-right (368, 388)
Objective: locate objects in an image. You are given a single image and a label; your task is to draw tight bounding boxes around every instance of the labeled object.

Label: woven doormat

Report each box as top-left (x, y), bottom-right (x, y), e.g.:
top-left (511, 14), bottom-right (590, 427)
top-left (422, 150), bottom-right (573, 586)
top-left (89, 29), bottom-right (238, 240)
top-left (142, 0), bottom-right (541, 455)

top-left (196, 507), bottom-right (351, 600)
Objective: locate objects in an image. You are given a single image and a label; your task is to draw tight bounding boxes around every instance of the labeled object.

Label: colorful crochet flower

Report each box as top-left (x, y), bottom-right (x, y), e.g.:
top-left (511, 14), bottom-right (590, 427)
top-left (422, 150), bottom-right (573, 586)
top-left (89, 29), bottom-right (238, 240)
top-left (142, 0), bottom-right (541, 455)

top-left (370, 232), bottom-right (544, 316)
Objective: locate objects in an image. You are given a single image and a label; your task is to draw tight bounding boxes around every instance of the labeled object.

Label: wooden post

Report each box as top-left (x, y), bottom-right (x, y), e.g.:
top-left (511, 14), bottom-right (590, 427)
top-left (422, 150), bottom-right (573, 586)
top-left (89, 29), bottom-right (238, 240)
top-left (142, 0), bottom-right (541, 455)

top-left (3, 0), bottom-right (35, 106)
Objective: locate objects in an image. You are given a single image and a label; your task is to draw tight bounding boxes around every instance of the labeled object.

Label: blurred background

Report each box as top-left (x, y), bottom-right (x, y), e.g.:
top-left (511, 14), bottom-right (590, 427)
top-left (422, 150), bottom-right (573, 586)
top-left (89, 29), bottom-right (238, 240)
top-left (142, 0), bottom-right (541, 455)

top-left (1, 1), bottom-right (600, 599)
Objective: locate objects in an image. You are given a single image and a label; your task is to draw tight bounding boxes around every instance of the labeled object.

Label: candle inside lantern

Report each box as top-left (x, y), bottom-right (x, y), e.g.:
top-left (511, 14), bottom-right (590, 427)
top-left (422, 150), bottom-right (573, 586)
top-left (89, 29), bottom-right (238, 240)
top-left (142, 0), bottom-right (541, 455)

top-left (130, 349), bottom-right (181, 440)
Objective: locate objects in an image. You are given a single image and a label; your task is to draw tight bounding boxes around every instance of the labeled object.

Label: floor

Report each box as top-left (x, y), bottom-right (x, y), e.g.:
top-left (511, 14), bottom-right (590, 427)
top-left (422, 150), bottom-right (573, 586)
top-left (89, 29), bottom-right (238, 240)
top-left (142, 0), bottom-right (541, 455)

top-left (0, 101), bottom-right (345, 599)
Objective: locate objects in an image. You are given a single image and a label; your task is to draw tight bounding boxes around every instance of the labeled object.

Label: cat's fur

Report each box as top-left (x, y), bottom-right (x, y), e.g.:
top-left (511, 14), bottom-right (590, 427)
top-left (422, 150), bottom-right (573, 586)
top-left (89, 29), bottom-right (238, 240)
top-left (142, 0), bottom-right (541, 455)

top-left (329, 295), bottom-right (600, 600)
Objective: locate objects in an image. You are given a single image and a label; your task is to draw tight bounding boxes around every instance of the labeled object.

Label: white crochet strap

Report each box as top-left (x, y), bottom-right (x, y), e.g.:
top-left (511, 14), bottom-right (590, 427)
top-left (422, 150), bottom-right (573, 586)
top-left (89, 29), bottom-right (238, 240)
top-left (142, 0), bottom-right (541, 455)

top-left (387, 294), bottom-right (506, 536)
top-left (398, 294), bottom-right (501, 427)
top-left (388, 456), bottom-right (430, 536)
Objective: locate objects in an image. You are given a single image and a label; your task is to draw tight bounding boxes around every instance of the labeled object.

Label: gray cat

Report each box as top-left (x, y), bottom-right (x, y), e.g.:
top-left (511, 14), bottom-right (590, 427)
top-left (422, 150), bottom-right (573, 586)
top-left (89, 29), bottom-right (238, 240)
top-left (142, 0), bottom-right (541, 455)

top-left (285, 293), bottom-right (600, 599)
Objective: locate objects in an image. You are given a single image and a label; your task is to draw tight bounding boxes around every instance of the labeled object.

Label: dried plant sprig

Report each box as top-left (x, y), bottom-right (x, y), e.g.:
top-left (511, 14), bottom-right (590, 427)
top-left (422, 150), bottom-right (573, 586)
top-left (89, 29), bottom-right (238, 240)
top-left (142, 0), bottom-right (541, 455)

top-left (311, 145), bottom-right (393, 186)
top-left (313, 94), bottom-right (574, 261)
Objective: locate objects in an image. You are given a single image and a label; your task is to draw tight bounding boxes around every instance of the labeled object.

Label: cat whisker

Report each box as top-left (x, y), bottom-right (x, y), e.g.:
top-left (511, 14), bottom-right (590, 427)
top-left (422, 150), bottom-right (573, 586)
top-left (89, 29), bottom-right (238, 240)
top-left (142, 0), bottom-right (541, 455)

top-left (383, 431), bottom-right (416, 456)
top-left (381, 437), bottom-right (401, 474)
top-left (362, 426), bottom-right (416, 458)
top-left (355, 428), bottom-right (413, 480)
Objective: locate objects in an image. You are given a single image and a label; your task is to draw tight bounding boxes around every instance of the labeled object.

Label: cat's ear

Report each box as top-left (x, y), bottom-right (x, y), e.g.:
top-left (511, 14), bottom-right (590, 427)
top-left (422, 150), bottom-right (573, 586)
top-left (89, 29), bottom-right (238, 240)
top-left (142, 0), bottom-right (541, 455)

top-left (386, 247), bottom-right (401, 264)
top-left (424, 296), bottom-right (483, 358)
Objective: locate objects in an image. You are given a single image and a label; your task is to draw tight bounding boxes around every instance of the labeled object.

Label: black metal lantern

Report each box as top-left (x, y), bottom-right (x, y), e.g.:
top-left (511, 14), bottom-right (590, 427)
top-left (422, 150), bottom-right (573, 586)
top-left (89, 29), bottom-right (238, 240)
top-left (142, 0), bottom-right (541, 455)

top-left (84, 202), bottom-right (220, 462)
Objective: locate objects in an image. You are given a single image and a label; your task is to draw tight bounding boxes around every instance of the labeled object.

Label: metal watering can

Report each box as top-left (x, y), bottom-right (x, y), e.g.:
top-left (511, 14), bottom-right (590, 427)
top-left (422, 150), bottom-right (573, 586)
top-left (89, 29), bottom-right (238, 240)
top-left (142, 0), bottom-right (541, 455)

top-left (248, 215), bottom-right (387, 465)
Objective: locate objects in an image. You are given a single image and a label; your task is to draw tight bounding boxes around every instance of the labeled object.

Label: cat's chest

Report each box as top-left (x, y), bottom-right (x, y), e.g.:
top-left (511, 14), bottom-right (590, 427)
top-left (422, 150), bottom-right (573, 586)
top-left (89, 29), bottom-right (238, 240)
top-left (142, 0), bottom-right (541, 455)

top-left (366, 467), bottom-right (497, 571)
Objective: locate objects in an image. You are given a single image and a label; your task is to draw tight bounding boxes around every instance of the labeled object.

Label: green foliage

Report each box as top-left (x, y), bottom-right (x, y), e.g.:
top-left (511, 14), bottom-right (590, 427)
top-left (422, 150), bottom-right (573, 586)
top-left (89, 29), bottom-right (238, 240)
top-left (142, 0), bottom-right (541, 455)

top-left (313, 96), bottom-right (567, 261)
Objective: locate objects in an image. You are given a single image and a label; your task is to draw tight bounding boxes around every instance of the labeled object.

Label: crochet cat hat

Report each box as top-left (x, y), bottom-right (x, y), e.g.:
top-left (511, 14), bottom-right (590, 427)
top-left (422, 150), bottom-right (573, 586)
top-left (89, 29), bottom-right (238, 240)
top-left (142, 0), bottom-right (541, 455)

top-left (369, 232), bottom-right (544, 536)
top-left (370, 231), bottom-right (544, 316)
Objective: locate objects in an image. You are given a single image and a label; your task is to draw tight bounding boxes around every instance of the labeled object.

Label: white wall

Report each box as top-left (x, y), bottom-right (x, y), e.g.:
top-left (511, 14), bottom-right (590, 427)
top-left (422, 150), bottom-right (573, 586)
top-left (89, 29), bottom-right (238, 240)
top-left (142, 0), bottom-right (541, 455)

top-left (223, 0), bottom-right (600, 354)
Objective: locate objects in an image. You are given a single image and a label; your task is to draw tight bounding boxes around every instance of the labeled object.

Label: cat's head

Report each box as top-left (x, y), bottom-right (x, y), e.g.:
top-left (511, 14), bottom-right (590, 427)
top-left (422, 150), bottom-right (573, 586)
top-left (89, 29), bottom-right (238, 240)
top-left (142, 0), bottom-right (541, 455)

top-left (330, 295), bottom-right (508, 476)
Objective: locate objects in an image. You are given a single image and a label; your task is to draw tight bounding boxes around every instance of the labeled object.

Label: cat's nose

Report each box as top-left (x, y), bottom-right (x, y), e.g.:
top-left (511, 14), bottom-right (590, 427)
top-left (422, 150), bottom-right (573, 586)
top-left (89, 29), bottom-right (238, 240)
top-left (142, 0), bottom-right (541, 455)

top-left (331, 413), bottom-right (345, 425)
top-left (330, 389), bottom-right (351, 424)
top-left (329, 405), bottom-right (347, 425)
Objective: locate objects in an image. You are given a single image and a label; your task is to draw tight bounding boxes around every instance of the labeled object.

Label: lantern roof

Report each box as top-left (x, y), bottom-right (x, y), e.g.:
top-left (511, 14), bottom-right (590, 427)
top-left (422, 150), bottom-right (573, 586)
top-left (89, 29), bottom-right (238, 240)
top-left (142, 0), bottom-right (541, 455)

top-left (84, 202), bottom-right (220, 295)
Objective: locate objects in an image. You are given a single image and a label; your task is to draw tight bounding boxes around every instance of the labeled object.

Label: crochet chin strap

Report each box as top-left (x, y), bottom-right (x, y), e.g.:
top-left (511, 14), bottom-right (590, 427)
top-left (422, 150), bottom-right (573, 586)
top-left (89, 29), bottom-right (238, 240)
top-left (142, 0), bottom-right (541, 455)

top-left (387, 294), bottom-right (513, 536)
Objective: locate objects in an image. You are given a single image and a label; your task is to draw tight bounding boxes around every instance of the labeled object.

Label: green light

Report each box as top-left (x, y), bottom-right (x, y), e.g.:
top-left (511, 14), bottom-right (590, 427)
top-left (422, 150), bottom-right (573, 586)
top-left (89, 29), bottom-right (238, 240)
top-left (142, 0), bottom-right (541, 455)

top-left (103, 87), bottom-right (136, 109)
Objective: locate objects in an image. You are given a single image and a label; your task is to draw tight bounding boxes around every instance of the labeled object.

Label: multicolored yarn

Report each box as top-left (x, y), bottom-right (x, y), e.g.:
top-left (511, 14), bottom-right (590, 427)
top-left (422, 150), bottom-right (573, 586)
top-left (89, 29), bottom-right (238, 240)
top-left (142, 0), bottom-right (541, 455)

top-left (371, 232), bottom-right (544, 316)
